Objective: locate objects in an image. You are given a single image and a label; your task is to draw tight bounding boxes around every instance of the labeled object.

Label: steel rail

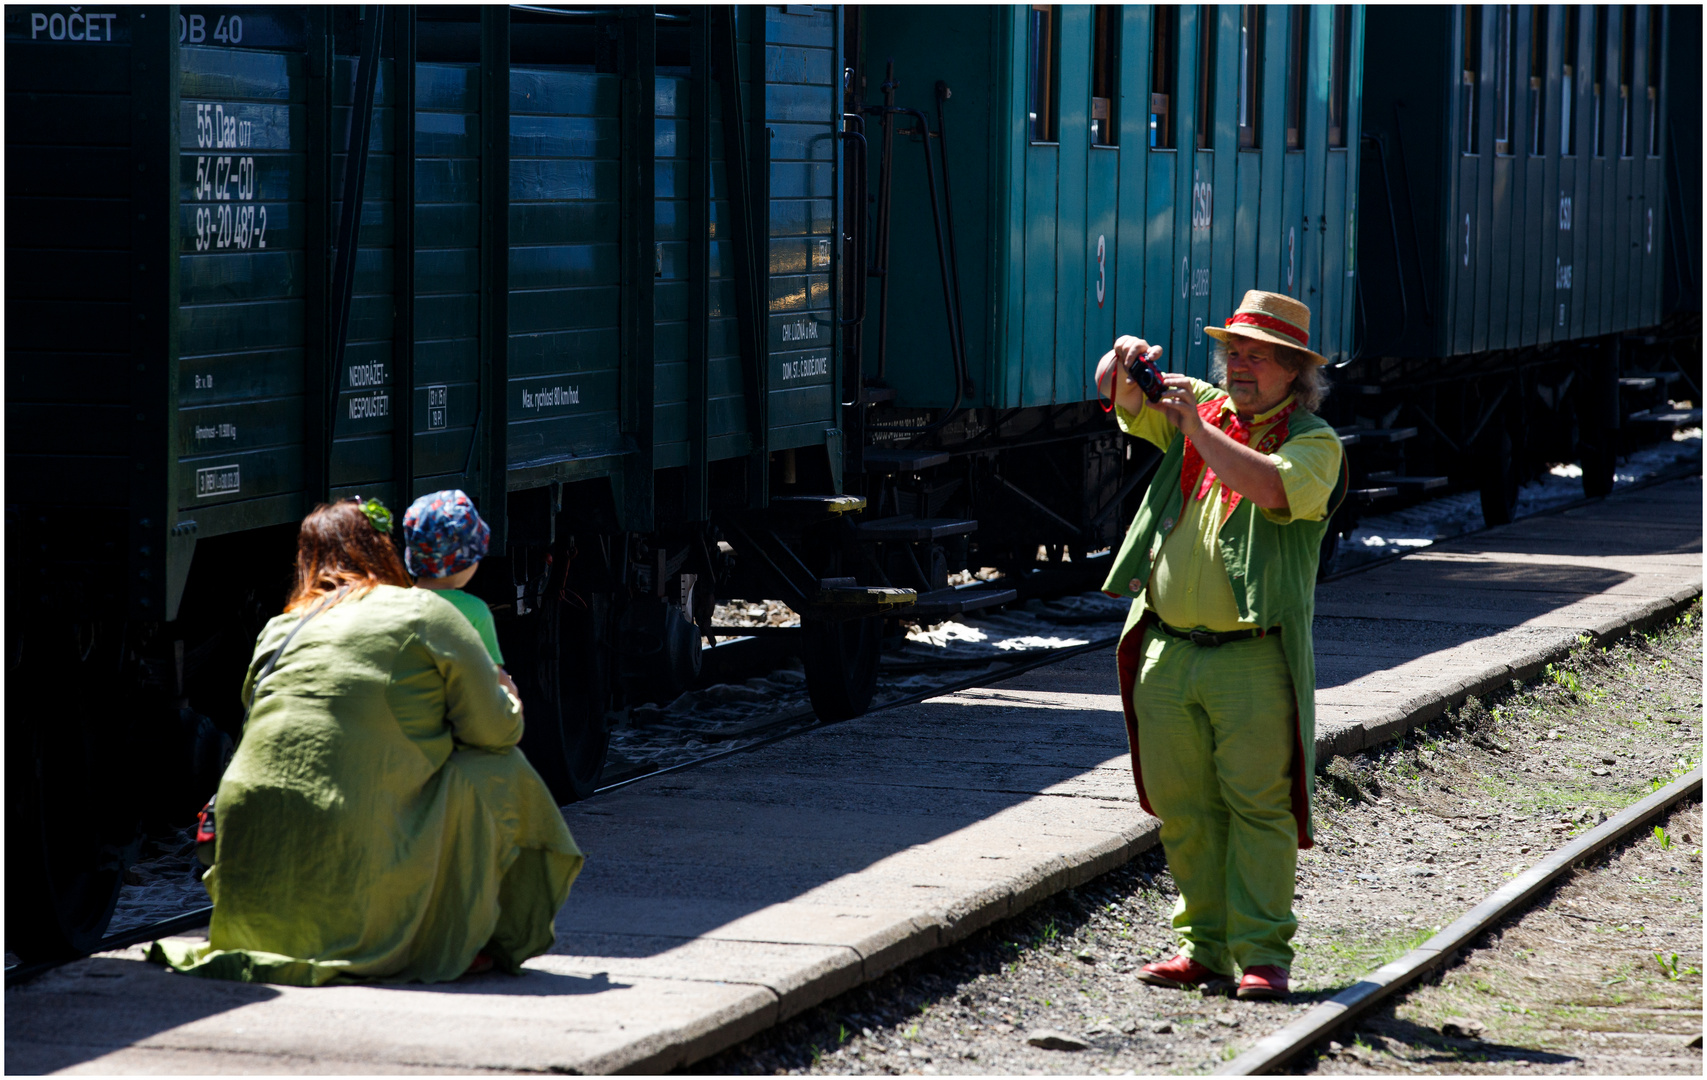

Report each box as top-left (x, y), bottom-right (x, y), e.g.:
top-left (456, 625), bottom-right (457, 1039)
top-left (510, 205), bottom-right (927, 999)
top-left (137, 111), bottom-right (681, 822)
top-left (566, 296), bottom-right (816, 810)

top-left (1217, 765), bottom-right (1704, 1075)
top-left (592, 631), bottom-right (1123, 796)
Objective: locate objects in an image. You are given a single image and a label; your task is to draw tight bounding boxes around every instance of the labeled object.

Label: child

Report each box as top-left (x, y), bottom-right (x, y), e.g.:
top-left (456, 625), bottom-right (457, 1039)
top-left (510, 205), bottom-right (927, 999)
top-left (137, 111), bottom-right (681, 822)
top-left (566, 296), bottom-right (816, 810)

top-left (402, 490), bottom-right (519, 704)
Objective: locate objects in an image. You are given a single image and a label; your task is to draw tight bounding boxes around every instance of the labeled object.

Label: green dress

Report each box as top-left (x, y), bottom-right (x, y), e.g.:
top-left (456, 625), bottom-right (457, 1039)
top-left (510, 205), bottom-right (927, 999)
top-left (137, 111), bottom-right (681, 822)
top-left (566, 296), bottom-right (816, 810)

top-left (150, 585), bottom-right (583, 985)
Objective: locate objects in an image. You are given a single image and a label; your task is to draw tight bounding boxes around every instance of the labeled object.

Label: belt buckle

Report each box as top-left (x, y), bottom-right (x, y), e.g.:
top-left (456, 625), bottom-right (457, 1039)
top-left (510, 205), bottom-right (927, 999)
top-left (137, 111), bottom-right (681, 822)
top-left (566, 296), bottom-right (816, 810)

top-left (1188, 629), bottom-right (1218, 647)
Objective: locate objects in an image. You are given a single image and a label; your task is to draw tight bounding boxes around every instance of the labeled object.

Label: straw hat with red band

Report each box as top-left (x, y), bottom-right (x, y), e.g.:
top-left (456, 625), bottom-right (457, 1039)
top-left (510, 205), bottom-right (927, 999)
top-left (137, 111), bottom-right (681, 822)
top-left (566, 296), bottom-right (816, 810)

top-left (1203, 289), bottom-right (1328, 366)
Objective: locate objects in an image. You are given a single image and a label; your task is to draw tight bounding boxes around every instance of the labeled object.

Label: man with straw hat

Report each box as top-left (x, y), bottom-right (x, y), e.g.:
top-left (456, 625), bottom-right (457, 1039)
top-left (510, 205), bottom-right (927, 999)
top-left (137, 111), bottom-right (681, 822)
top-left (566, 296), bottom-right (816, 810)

top-left (1094, 290), bottom-right (1347, 1002)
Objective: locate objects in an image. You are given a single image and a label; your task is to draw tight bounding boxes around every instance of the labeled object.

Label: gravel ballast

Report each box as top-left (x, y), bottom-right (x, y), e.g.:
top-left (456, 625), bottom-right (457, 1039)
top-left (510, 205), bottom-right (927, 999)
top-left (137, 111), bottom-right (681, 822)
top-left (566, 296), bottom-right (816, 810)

top-left (690, 605), bottom-right (1702, 1075)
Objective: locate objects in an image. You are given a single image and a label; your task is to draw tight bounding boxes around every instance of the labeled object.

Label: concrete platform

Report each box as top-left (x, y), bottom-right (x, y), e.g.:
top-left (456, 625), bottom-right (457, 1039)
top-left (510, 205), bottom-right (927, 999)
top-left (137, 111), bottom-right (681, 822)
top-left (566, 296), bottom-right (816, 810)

top-left (7, 479), bottom-right (1699, 1075)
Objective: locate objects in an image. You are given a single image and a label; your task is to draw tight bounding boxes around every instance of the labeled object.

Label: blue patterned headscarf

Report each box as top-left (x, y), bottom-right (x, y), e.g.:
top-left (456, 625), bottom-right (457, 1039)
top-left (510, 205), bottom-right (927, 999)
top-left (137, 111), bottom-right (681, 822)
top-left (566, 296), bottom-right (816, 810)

top-left (402, 490), bottom-right (490, 579)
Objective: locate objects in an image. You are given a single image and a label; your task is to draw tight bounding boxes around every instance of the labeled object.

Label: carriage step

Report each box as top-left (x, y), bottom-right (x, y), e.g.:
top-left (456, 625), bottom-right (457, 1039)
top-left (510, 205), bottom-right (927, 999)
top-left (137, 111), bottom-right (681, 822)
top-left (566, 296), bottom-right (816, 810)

top-left (769, 494), bottom-right (868, 518)
top-left (1336, 426), bottom-right (1418, 446)
top-left (1367, 471), bottom-right (1450, 491)
top-left (1626, 407), bottom-right (1702, 430)
top-left (1350, 485), bottom-right (1400, 503)
top-left (855, 515), bottom-right (979, 541)
top-left (903, 583), bottom-right (1020, 622)
top-left (1619, 376), bottom-right (1659, 391)
top-left (1628, 369), bottom-right (1684, 385)
top-left (862, 447), bottom-right (951, 473)
top-left (809, 578), bottom-right (918, 617)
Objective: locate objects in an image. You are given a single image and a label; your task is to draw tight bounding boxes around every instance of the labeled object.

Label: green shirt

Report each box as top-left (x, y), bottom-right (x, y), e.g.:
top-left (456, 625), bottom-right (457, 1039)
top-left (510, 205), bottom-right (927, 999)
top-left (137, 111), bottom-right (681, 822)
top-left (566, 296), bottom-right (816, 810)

top-left (1116, 381), bottom-right (1343, 632)
top-left (433, 588), bottom-right (505, 666)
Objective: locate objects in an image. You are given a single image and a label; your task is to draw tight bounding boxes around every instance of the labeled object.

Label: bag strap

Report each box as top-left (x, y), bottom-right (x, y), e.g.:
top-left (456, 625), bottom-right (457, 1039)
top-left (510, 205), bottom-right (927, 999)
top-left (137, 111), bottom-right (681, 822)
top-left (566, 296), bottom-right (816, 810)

top-left (245, 585), bottom-right (351, 716)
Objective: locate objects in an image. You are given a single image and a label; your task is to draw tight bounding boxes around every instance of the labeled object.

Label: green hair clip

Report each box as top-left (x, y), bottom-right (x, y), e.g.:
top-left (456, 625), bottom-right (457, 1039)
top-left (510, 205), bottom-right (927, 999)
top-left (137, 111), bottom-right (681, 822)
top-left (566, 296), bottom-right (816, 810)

top-left (357, 497), bottom-right (393, 534)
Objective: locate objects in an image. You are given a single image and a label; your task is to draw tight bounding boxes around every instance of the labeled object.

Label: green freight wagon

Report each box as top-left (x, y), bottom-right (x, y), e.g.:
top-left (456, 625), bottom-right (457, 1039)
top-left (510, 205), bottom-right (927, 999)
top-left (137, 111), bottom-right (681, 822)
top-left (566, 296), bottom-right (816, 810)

top-left (5, 3), bottom-right (931, 962)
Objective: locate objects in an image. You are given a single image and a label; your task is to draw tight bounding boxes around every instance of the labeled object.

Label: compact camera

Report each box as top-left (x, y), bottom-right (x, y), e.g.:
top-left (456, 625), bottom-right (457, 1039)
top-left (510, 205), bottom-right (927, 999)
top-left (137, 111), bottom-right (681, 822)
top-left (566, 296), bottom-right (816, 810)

top-left (1124, 349), bottom-right (1167, 404)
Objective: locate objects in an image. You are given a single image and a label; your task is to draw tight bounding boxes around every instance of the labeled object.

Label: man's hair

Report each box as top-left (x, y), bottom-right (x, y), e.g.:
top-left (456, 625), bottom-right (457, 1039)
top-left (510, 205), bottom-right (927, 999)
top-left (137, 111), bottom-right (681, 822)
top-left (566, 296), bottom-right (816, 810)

top-left (285, 500), bottom-right (413, 613)
top-left (1210, 342), bottom-right (1329, 412)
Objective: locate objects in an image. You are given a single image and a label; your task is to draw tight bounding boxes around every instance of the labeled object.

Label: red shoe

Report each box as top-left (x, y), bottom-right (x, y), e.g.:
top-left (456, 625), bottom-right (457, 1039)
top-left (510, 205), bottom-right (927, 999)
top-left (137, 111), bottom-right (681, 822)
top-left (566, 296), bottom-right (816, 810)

top-left (1237, 964), bottom-right (1289, 1000)
top-left (1137, 954), bottom-right (1231, 989)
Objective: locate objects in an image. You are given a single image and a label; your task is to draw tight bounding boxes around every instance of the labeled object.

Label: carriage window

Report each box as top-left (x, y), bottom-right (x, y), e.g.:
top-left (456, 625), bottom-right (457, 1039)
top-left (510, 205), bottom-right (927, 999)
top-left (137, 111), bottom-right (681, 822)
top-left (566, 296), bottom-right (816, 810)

top-left (1285, 6), bottom-right (1306, 149)
top-left (1529, 5), bottom-right (1545, 156)
top-left (1461, 5), bottom-right (1481, 155)
top-left (1591, 6), bottom-right (1605, 157)
top-left (1150, 6), bottom-right (1177, 148)
top-left (1091, 5), bottom-right (1120, 146)
top-left (1647, 6), bottom-right (1661, 156)
top-left (1494, 5), bottom-right (1515, 154)
top-left (1028, 5), bottom-right (1059, 143)
top-left (1195, 5), bottom-right (1216, 150)
top-left (1618, 6), bottom-right (1633, 157)
top-left (1328, 5), bottom-right (1350, 147)
top-left (1238, 5), bottom-right (1262, 148)
top-left (1562, 5), bottom-right (1578, 155)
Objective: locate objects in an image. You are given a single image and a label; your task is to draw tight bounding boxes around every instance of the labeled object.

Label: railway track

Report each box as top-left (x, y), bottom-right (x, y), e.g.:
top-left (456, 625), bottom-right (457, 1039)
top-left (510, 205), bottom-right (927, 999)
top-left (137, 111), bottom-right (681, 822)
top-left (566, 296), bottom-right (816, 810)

top-left (1219, 766), bottom-right (1704, 1075)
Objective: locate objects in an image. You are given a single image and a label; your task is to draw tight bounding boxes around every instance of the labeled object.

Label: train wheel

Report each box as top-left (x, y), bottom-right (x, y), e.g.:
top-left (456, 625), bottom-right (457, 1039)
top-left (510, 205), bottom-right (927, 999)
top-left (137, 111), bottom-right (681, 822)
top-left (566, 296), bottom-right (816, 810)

top-left (801, 615), bottom-right (883, 722)
top-left (5, 628), bottom-right (145, 963)
top-left (507, 591), bottom-right (612, 805)
top-left (1479, 426), bottom-right (1521, 526)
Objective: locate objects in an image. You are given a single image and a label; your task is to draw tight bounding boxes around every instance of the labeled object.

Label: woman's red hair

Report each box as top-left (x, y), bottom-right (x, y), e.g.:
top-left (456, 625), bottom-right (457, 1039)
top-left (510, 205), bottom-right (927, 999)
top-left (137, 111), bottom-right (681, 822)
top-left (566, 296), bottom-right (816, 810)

top-left (284, 500), bottom-right (413, 613)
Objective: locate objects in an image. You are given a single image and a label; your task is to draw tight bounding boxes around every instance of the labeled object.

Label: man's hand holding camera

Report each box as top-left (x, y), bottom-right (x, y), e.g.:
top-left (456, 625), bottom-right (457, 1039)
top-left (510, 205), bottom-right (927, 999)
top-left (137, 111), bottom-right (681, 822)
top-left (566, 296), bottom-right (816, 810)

top-left (1096, 334), bottom-right (1289, 511)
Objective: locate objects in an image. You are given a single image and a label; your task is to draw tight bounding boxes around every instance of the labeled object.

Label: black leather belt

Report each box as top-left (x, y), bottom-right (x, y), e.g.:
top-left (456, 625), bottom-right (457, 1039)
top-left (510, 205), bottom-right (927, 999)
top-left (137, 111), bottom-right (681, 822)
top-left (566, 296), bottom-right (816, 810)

top-left (1154, 620), bottom-right (1278, 647)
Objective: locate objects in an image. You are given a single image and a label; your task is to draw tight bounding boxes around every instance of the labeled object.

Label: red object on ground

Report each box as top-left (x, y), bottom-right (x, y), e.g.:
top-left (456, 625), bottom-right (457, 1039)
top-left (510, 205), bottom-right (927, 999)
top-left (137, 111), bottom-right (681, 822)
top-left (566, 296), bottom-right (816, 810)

top-left (1236, 964), bottom-right (1290, 1000)
top-left (1135, 954), bottom-right (1230, 989)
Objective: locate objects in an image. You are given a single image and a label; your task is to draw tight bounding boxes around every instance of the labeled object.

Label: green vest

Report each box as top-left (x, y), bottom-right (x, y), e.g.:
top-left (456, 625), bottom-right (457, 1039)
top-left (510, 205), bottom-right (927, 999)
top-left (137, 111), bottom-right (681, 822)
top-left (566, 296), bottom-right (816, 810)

top-left (1102, 408), bottom-right (1347, 848)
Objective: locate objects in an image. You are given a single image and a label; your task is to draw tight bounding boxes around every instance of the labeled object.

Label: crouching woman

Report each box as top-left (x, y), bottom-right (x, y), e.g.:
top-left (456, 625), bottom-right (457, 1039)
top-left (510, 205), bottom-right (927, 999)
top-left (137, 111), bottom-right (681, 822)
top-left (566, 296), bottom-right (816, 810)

top-left (151, 498), bottom-right (583, 985)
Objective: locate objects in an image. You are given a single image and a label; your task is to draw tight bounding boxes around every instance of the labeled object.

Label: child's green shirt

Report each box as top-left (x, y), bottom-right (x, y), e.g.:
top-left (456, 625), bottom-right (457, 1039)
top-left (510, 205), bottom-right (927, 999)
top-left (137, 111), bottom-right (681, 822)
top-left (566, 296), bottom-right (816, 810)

top-left (434, 589), bottom-right (505, 666)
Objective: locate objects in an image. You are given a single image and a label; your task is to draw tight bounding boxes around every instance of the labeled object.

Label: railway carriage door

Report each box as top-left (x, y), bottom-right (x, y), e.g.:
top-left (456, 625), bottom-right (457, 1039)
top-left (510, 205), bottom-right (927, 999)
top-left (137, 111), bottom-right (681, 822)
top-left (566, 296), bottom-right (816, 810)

top-left (1320, 4), bottom-right (1354, 363)
top-left (176, 8), bottom-right (320, 534)
top-left (1582, 5), bottom-right (1609, 337)
top-left (1083, 5), bottom-right (1122, 401)
top-left (1298, 3), bottom-right (1330, 359)
top-left (1141, 6), bottom-right (1180, 375)
top-left (1522, 5), bottom-right (1551, 348)
top-left (1487, 4), bottom-right (1517, 352)
top-left (1278, 6), bottom-right (1307, 314)
top-left (1252, 7), bottom-right (1286, 296)
top-left (1045, 7), bottom-right (1088, 405)
top-left (1205, 6), bottom-right (1238, 366)
top-left (1610, 5), bottom-right (1634, 331)
top-left (1184, 5), bottom-right (1214, 379)
top-left (1639, 5), bottom-right (1665, 328)
top-left (1560, 4), bottom-right (1585, 339)
top-left (1021, 4), bottom-right (1060, 406)
top-left (1632, 5), bottom-right (1661, 329)
top-left (1450, 4), bottom-right (1482, 356)
top-left (1231, 6), bottom-right (1266, 306)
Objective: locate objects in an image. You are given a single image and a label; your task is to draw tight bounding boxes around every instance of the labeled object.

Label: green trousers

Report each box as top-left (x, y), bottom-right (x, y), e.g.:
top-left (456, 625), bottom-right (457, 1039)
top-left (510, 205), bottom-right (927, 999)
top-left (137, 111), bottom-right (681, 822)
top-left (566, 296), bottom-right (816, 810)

top-left (1134, 624), bottom-right (1299, 974)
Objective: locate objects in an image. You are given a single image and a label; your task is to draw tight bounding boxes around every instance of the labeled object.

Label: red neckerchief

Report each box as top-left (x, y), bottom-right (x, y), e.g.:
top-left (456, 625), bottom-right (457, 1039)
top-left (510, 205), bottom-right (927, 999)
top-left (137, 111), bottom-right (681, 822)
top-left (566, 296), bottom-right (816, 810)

top-left (1179, 397), bottom-right (1299, 516)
